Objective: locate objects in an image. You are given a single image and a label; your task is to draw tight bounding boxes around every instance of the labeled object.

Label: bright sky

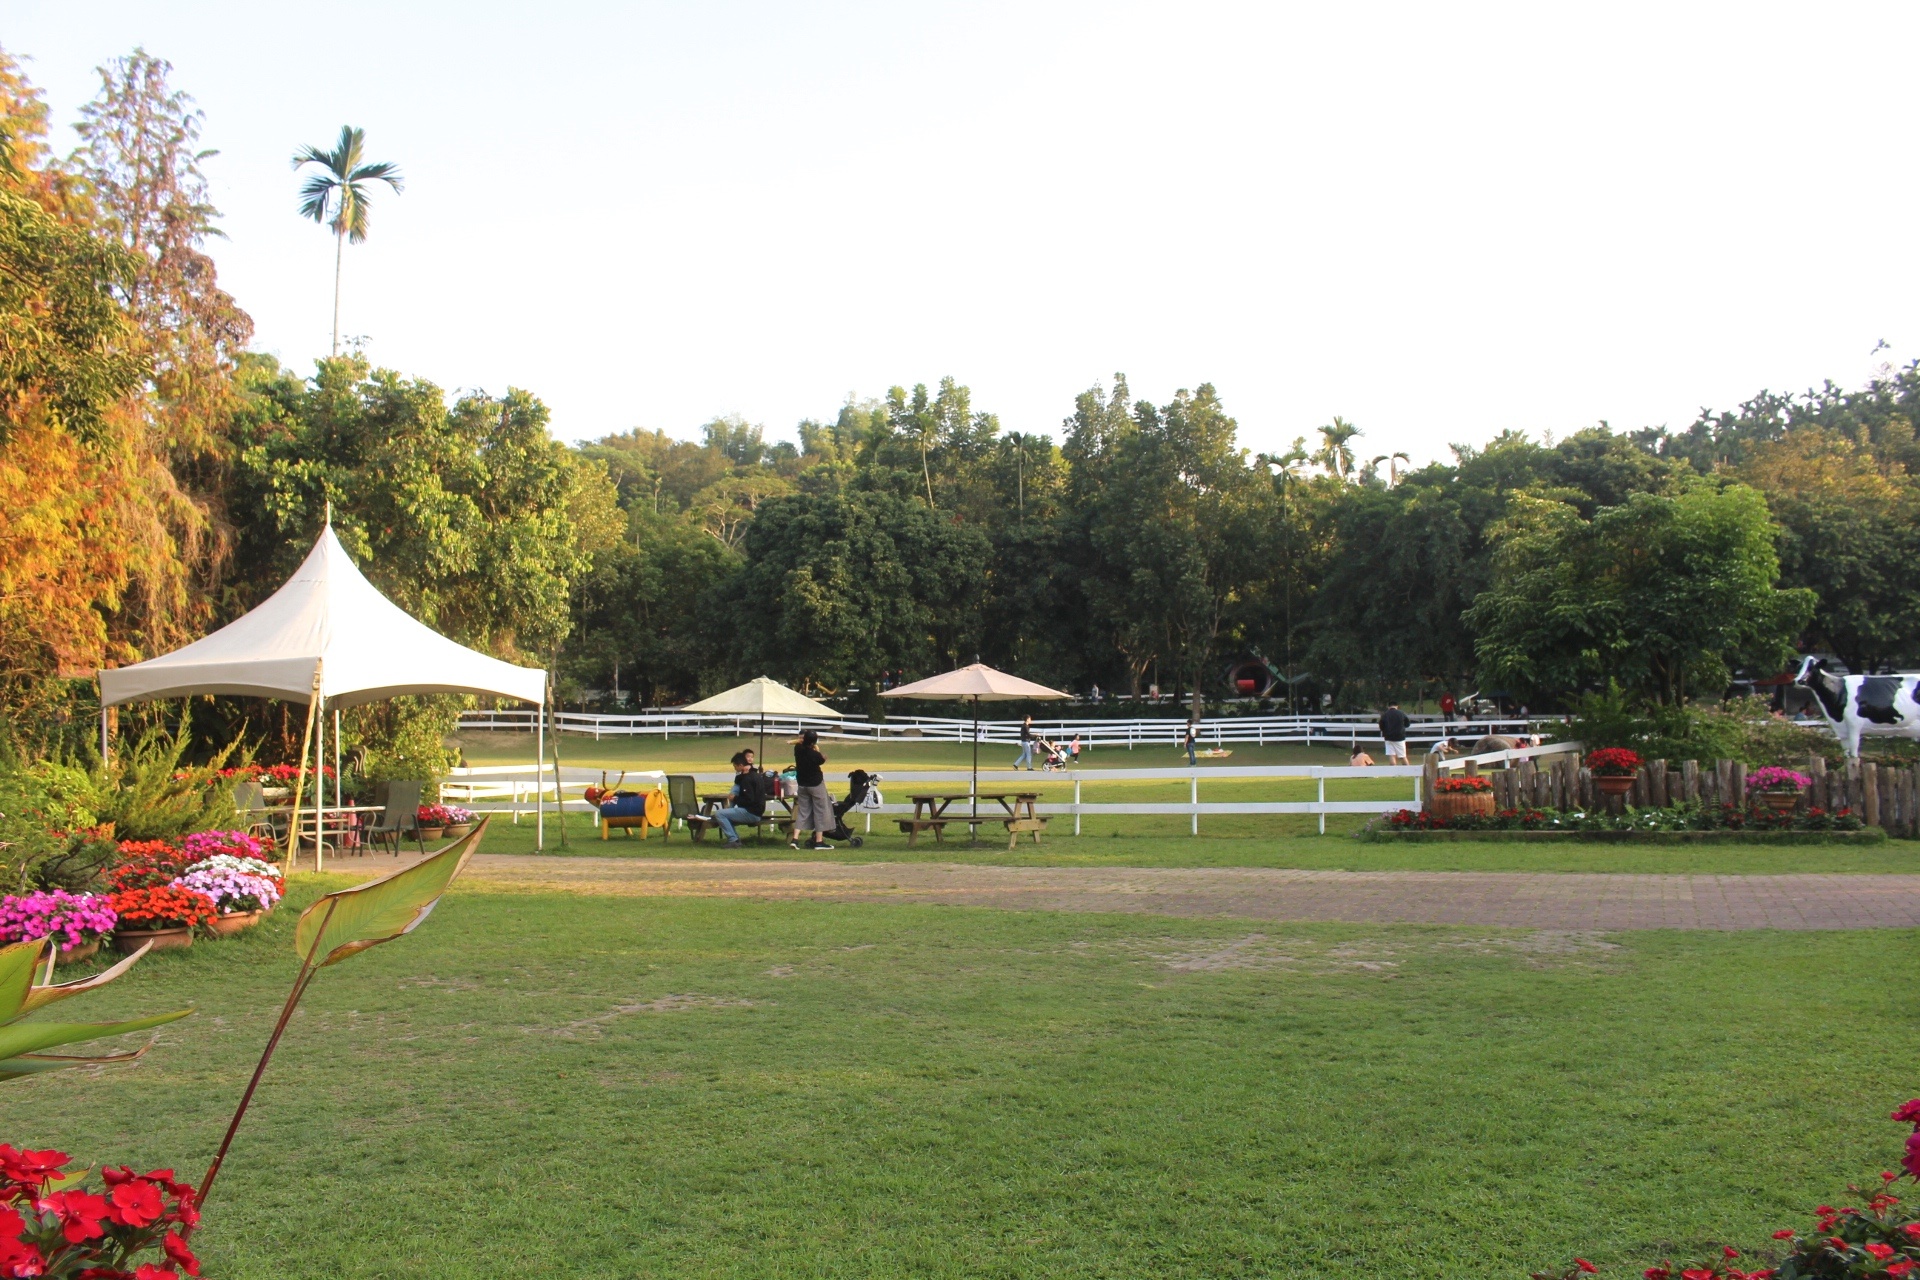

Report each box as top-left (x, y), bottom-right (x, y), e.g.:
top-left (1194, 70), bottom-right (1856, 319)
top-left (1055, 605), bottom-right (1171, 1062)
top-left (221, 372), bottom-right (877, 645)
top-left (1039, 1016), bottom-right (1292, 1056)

top-left (11, 2), bottom-right (1919, 461)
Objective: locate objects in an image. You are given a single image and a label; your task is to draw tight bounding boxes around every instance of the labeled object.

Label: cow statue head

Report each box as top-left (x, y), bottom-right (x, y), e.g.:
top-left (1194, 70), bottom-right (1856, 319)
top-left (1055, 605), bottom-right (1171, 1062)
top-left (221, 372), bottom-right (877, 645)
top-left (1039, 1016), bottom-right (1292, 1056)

top-left (1793, 655), bottom-right (1847, 725)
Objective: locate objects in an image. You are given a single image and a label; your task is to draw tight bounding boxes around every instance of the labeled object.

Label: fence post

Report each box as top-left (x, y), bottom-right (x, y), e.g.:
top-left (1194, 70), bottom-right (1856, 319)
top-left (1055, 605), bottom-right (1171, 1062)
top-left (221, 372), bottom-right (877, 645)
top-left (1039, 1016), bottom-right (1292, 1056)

top-left (1865, 763), bottom-right (1882, 830)
top-left (1191, 771), bottom-right (1199, 836)
top-left (1317, 768), bottom-right (1326, 835)
top-left (1074, 778), bottom-right (1082, 836)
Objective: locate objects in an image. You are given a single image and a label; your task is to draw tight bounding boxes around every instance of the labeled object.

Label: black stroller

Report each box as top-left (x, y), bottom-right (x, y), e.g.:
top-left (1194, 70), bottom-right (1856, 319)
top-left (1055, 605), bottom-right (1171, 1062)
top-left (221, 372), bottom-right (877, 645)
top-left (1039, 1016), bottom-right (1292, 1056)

top-left (823, 770), bottom-right (881, 847)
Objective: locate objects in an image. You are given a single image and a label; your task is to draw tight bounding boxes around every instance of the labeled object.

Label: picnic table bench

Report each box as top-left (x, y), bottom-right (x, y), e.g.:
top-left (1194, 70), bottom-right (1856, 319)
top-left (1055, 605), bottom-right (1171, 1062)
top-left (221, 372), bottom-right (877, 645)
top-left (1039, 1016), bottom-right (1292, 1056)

top-left (688, 791), bottom-right (794, 842)
top-left (901, 793), bottom-right (1049, 848)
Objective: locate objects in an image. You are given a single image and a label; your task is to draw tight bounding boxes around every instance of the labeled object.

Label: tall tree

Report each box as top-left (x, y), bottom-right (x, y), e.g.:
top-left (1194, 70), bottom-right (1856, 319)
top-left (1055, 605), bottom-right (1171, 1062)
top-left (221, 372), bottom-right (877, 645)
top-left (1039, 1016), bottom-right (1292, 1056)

top-left (291, 126), bottom-right (402, 356)
top-left (1468, 483), bottom-right (1814, 704)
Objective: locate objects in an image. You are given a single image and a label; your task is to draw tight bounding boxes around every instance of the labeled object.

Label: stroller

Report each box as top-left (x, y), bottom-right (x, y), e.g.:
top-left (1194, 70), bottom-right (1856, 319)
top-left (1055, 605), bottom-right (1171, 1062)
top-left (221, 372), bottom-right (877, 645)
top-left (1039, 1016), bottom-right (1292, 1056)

top-left (1037, 736), bottom-right (1079, 771)
top-left (822, 770), bottom-right (883, 847)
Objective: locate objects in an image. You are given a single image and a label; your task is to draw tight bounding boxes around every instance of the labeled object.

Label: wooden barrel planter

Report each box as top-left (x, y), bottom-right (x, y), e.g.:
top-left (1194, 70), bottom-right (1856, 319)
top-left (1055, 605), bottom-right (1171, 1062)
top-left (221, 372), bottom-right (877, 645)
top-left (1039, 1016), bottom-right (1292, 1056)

top-left (1428, 790), bottom-right (1496, 821)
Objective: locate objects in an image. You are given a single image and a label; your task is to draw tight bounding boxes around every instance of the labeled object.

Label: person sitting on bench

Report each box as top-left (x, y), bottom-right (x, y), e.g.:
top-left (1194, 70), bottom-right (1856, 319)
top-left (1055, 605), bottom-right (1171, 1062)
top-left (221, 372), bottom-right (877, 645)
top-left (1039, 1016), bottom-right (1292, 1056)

top-left (708, 751), bottom-right (771, 847)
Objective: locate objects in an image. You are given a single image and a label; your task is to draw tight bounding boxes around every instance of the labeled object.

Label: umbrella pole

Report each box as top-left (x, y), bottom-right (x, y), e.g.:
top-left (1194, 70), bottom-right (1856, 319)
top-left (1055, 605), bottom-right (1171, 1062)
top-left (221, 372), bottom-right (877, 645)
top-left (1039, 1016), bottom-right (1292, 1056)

top-left (971, 696), bottom-right (979, 846)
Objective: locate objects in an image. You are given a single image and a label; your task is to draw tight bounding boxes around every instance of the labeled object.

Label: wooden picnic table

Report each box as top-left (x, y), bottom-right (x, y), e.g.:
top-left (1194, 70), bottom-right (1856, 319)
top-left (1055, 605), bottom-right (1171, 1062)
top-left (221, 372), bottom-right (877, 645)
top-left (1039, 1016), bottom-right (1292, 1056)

top-left (908, 792), bottom-right (1040, 821)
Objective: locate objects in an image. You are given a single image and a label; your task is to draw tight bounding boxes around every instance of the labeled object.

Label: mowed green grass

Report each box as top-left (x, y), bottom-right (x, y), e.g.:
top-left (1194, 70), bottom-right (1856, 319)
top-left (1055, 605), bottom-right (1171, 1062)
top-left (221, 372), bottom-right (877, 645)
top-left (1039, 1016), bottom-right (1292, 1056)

top-left (17, 881), bottom-right (1920, 1278)
top-left (453, 806), bottom-right (1920, 876)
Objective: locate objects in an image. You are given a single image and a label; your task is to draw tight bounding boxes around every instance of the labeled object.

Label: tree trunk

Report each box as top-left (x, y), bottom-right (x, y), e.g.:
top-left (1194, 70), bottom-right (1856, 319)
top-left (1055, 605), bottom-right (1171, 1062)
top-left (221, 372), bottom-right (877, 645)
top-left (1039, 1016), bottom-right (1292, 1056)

top-left (331, 226), bottom-right (345, 357)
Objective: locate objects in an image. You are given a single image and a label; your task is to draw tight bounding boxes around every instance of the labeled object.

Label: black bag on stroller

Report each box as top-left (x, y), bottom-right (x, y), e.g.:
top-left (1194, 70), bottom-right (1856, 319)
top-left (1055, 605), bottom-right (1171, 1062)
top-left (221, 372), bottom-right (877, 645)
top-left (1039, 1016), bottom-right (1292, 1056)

top-left (824, 770), bottom-right (880, 847)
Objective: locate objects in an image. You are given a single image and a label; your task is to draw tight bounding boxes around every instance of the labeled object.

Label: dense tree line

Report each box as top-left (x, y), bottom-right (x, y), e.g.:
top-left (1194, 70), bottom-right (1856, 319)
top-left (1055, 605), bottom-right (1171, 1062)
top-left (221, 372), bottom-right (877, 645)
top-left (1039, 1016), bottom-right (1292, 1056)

top-left (2, 43), bottom-right (1911, 760)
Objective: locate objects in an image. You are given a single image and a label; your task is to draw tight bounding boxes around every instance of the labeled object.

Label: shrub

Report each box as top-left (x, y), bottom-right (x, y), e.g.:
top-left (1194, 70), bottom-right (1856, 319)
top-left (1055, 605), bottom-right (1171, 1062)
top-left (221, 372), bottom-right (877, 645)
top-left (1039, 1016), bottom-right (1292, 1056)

top-left (97, 720), bottom-right (244, 841)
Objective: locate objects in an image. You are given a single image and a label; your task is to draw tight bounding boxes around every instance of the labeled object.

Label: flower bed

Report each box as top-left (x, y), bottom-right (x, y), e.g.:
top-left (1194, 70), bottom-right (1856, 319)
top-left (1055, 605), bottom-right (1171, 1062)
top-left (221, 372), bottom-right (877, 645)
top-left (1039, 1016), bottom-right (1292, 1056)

top-left (107, 885), bottom-right (218, 931)
top-left (0, 890), bottom-right (116, 954)
top-left (1363, 803), bottom-right (1882, 843)
top-left (174, 863), bottom-right (281, 915)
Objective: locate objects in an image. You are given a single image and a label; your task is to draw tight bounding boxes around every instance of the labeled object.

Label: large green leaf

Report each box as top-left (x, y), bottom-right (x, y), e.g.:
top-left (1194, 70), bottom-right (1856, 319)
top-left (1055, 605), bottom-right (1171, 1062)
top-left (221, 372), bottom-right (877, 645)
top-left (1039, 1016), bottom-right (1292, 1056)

top-left (293, 819), bottom-right (483, 967)
top-left (0, 1009), bottom-right (191, 1064)
top-left (0, 937), bottom-right (45, 1022)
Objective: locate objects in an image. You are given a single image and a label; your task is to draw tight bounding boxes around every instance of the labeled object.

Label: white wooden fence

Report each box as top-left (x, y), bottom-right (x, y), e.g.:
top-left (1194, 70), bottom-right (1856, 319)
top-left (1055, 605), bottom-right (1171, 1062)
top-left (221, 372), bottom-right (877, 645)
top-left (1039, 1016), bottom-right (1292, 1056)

top-left (456, 708), bottom-right (1541, 752)
top-left (440, 762), bottom-right (1427, 837)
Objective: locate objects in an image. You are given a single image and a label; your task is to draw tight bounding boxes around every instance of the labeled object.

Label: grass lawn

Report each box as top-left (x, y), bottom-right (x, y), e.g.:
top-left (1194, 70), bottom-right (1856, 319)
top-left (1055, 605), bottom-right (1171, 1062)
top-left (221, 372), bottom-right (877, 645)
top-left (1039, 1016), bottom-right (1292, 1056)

top-left (451, 807), bottom-right (1920, 875)
top-left (19, 880), bottom-right (1920, 1277)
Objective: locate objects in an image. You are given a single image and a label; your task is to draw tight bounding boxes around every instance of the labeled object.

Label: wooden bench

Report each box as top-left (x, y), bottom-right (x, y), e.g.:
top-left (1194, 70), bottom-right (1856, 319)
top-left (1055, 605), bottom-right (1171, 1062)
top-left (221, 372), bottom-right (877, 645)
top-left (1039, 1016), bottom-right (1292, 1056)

top-left (1003, 816), bottom-right (1049, 849)
top-left (896, 818), bottom-right (949, 846)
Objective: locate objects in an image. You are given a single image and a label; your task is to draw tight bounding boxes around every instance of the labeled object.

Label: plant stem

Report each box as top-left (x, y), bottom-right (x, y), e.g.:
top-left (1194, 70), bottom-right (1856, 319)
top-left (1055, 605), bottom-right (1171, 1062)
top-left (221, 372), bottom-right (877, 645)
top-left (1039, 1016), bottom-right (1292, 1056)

top-left (194, 897), bottom-right (337, 1226)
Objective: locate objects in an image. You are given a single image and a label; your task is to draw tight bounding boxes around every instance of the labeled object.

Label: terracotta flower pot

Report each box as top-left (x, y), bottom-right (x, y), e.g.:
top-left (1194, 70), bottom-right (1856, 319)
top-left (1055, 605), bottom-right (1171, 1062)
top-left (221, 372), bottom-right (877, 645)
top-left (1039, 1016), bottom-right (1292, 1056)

top-left (1759, 789), bottom-right (1802, 813)
top-left (208, 910), bottom-right (263, 937)
top-left (113, 926), bottom-right (193, 954)
top-left (54, 940), bottom-right (101, 967)
top-left (444, 823), bottom-right (472, 838)
top-left (1595, 775), bottom-right (1636, 796)
top-left (417, 826), bottom-right (445, 842)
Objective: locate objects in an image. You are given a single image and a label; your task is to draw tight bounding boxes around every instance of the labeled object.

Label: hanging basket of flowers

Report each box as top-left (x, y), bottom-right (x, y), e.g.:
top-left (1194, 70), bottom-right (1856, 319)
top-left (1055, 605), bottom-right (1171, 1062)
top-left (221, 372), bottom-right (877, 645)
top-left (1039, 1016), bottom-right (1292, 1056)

top-left (1746, 766), bottom-right (1811, 813)
top-left (1586, 748), bottom-right (1642, 796)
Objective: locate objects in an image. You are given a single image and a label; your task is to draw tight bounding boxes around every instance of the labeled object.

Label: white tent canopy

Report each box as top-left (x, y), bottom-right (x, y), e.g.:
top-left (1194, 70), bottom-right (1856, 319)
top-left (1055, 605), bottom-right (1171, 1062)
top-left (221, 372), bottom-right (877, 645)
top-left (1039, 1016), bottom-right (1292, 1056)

top-left (97, 525), bottom-right (547, 709)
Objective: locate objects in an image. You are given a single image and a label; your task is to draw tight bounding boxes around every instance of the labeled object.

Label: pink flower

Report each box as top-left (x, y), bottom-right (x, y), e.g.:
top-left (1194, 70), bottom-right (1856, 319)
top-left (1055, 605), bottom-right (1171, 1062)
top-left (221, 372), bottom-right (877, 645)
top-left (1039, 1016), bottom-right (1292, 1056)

top-left (1577, 1262), bottom-right (1598, 1274)
top-left (1891, 1100), bottom-right (1920, 1125)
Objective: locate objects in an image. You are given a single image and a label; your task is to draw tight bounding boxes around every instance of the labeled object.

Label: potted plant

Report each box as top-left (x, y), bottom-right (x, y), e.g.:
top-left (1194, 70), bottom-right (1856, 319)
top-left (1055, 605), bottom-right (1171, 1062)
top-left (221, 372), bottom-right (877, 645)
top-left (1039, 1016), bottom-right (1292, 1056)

top-left (416, 804), bottom-right (450, 842)
top-left (1747, 765), bottom-right (1812, 814)
top-left (0, 1144), bottom-right (204, 1278)
top-left (173, 861), bottom-right (284, 936)
top-left (106, 885), bottom-right (218, 952)
top-left (442, 805), bottom-right (477, 838)
top-left (1586, 747), bottom-right (1642, 797)
top-left (1429, 773), bottom-right (1496, 820)
top-left (0, 890), bottom-right (117, 966)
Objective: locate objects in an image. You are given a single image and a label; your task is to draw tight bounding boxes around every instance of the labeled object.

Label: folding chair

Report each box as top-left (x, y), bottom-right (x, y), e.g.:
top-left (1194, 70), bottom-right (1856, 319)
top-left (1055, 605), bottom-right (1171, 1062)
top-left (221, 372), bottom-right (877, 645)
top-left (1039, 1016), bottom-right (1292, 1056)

top-left (365, 781), bottom-right (425, 855)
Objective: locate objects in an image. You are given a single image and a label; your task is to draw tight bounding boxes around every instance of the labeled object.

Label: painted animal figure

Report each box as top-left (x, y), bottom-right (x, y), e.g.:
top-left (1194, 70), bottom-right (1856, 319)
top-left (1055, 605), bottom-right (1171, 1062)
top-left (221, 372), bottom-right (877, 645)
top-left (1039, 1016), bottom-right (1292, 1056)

top-left (1793, 656), bottom-right (1920, 758)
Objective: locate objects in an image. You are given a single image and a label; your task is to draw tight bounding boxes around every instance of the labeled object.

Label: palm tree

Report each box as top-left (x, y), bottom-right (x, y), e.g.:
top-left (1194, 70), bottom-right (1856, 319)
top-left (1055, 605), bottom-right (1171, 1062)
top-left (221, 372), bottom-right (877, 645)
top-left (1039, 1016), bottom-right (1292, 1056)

top-left (292, 126), bottom-right (403, 356)
top-left (1315, 417), bottom-right (1362, 480)
top-left (1369, 451), bottom-right (1411, 486)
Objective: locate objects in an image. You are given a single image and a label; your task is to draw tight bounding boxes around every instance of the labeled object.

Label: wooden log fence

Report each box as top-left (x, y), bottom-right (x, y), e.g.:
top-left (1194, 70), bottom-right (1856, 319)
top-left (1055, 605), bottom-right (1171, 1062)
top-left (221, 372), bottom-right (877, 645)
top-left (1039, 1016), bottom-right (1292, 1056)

top-left (1477, 750), bottom-right (1919, 835)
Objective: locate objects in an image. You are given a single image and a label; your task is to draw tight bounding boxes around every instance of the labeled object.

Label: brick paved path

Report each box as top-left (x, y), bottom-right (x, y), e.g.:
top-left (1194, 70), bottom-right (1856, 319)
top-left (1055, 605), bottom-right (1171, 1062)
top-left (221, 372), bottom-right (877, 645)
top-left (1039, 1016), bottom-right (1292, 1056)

top-left (447, 855), bottom-right (1920, 931)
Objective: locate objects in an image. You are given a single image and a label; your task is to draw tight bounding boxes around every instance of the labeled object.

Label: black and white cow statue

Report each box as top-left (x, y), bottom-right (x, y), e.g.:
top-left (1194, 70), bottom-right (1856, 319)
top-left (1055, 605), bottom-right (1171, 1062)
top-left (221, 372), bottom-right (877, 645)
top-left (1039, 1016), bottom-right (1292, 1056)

top-left (1793, 655), bottom-right (1920, 758)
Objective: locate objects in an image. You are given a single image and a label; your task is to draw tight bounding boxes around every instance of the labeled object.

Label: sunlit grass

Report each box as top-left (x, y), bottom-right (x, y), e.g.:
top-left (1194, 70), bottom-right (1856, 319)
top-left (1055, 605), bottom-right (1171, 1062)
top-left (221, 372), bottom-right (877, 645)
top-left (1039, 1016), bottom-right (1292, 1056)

top-left (18, 882), bottom-right (1919, 1278)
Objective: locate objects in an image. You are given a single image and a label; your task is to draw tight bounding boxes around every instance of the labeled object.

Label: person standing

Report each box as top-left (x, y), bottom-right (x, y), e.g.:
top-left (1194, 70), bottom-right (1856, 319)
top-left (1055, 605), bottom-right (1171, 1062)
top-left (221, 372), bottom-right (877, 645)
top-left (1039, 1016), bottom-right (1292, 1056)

top-left (1439, 692), bottom-right (1456, 722)
top-left (1183, 720), bottom-right (1199, 765)
top-left (1013, 714), bottom-right (1036, 770)
top-left (1378, 701), bottom-right (1411, 764)
top-left (789, 729), bottom-right (834, 850)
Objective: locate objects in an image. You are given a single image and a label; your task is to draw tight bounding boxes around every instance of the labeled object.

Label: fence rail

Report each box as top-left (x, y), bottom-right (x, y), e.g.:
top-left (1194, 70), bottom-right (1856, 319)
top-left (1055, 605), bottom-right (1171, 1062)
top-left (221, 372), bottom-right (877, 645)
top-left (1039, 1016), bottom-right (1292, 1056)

top-left (440, 763), bottom-right (1426, 836)
top-left (456, 708), bottom-right (1543, 751)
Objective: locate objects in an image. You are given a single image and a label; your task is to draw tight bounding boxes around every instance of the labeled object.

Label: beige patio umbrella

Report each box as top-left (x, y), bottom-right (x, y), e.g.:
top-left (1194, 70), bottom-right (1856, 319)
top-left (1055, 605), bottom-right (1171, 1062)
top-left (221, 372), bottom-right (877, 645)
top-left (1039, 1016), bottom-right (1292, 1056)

top-left (882, 663), bottom-right (1069, 838)
top-left (684, 676), bottom-right (842, 766)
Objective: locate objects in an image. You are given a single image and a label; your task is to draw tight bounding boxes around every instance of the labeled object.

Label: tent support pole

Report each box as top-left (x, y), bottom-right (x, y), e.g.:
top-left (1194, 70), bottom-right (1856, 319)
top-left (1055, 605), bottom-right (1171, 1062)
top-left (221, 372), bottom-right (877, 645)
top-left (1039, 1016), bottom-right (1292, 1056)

top-left (314, 704), bottom-right (324, 873)
top-left (287, 665), bottom-right (322, 874)
top-left (99, 705), bottom-right (110, 769)
top-left (536, 688), bottom-right (545, 852)
top-left (333, 707), bottom-right (342, 862)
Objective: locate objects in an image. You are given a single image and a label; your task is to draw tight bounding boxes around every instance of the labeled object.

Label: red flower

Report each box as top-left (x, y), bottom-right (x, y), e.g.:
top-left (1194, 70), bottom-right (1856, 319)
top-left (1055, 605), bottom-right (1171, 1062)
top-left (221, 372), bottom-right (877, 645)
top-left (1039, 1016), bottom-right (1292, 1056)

top-left (1771, 1230), bottom-right (1795, 1239)
top-left (1828, 1237), bottom-right (1848, 1250)
top-left (41, 1189), bottom-right (110, 1243)
top-left (0, 1146), bottom-right (67, 1189)
top-left (1723, 1247), bottom-right (1740, 1259)
top-left (1681, 1270), bottom-right (1716, 1280)
top-left (1866, 1243), bottom-right (1896, 1261)
top-left (1905, 1131), bottom-right (1920, 1180)
top-left (1904, 1223), bottom-right (1920, 1239)
top-left (1577, 1262), bottom-right (1598, 1274)
top-left (1891, 1100), bottom-right (1920, 1125)
top-left (161, 1232), bottom-right (199, 1278)
top-left (1644, 1269), bottom-right (1671, 1280)
top-left (0, 1237), bottom-right (45, 1279)
top-left (105, 1179), bottom-right (163, 1228)
top-left (134, 1267), bottom-right (179, 1280)
top-left (1888, 1262), bottom-right (1916, 1278)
